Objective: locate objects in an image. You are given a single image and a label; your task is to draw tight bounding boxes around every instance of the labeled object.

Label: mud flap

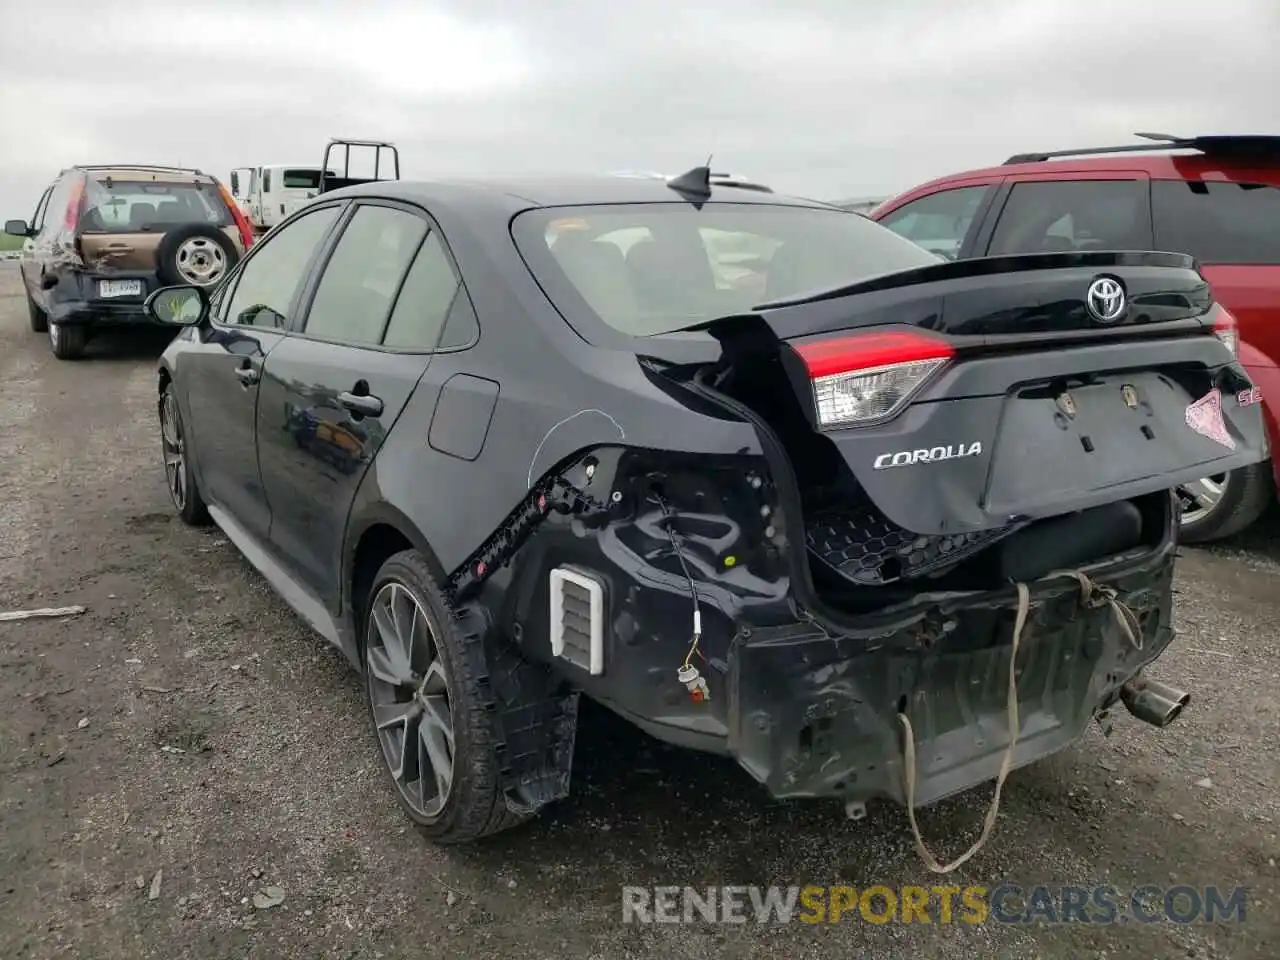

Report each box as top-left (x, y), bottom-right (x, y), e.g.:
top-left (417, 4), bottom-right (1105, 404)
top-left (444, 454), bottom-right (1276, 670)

top-left (454, 602), bottom-right (578, 814)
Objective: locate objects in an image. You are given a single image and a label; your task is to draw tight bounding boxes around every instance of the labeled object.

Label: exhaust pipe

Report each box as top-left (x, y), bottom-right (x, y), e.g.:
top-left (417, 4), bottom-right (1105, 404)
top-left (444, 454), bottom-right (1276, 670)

top-left (1120, 675), bottom-right (1191, 728)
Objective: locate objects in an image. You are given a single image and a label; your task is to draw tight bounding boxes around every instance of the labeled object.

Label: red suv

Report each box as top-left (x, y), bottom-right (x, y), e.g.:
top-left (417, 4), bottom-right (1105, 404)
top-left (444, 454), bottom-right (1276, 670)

top-left (870, 133), bottom-right (1279, 543)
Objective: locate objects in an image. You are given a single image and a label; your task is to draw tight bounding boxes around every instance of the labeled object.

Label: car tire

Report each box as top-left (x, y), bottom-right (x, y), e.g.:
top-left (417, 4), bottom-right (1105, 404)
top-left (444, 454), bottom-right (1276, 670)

top-left (362, 549), bottom-right (532, 844)
top-left (48, 321), bottom-right (87, 360)
top-left (26, 290), bottom-right (48, 333)
top-left (155, 224), bottom-right (240, 289)
top-left (159, 382), bottom-right (212, 526)
top-left (1178, 462), bottom-right (1274, 544)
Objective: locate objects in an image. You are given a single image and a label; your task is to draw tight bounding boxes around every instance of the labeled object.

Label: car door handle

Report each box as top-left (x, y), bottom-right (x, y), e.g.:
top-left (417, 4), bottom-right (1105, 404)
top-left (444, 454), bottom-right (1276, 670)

top-left (234, 365), bottom-right (259, 386)
top-left (338, 391), bottom-right (383, 417)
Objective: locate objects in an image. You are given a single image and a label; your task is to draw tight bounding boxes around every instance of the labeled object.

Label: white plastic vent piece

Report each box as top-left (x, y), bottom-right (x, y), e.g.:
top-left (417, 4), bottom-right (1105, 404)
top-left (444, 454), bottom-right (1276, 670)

top-left (549, 566), bottom-right (605, 676)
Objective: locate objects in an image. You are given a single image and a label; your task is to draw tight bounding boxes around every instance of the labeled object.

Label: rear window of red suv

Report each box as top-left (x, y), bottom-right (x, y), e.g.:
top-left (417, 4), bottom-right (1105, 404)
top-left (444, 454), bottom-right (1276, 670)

top-left (1152, 179), bottom-right (1280, 265)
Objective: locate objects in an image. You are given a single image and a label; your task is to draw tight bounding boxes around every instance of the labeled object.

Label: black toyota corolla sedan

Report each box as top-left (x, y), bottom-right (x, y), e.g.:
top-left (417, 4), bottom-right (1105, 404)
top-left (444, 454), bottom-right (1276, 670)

top-left (146, 167), bottom-right (1267, 852)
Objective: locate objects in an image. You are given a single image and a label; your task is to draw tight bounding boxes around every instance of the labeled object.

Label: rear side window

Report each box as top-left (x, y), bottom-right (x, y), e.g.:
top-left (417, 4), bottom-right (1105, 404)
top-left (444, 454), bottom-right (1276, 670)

top-left (43, 175), bottom-right (79, 237)
top-left (437, 291), bottom-right (479, 350)
top-left (80, 179), bottom-right (233, 232)
top-left (878, 185), bottom-right (991, 260)
top-left (988, 180), bottom-right (1151, 255)
top-left (263, 170), bottom-right (272, 192)
top-left (1153, 180), bottom-right (1280, 265)
top-left (303, 204), bottom-right (428, 346)
top-left (382, 231), bottom-right (462, 350)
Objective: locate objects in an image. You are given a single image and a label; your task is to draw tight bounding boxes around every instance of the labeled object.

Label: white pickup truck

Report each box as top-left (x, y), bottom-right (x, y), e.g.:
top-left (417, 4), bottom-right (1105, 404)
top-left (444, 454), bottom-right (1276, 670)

top-left (230, 140), bottom-right (401, 236)
top-left (228, 164), bottom-right (334, 235)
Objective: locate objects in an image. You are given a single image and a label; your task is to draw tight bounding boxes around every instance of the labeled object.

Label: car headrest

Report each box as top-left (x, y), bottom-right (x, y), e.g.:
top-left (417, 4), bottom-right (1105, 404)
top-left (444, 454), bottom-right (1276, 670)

top-left (763, 241), bottom-right (828, 302)
top-left (552, 234), bottom-right (636, 320)
top-left (152, 201), bottom-right (184, 222)
top-left (624, 237), bottom-right (715, 311)
top-left (128, 202), bottom-right (156, 229)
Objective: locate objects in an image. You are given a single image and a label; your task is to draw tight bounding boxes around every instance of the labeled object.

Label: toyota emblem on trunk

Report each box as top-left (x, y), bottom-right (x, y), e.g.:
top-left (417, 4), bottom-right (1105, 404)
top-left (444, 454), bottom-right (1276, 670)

top-left (1086, 277), bottom-right (1126, 323)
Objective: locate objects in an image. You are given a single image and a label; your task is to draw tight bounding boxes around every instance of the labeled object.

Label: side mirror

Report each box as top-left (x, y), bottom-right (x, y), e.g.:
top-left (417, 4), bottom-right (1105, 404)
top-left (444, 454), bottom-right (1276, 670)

top-left (145, 285), bottom-right (209, 326)
top-left (4, 219), bottom-right (31, 237)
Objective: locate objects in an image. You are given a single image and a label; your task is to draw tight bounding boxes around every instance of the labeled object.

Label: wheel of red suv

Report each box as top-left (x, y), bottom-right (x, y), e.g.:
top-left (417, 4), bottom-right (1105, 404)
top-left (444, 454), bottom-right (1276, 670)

top-left (159, 382), bottom-right (211, 526)
top-left (48, 321), bottom-right (87, 360)
top-left (1177, 462), bottom-right (1274, 544)
top-left (25, 290), bottom-right (48, 333)
top-left (362, 549), bottom-right (530, 844)
top-left (155, 224), bottom-right (239, 289)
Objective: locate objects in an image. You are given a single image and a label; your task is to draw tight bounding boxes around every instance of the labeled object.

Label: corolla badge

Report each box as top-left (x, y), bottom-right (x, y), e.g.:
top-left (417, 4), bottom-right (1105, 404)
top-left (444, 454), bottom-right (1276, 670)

top-left (1086, 277), bottom-right (1126, 323)
top-left (873, 442), bottom-right (983, 470)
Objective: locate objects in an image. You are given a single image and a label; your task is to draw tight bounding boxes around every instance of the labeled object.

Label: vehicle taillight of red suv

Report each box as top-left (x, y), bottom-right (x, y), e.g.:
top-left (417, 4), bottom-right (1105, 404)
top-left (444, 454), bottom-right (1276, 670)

top-left (869, 133), bottom-right (1280, 543)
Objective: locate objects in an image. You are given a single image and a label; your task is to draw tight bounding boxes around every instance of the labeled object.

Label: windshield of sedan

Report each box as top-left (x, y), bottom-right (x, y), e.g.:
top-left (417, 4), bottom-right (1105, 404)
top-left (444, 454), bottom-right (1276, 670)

top-left (511, 202), bottom-right (942, 337)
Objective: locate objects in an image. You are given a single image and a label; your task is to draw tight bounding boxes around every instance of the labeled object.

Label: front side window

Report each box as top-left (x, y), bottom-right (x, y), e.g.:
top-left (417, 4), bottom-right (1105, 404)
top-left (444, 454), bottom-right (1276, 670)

top-left (512, 202), bottom-right (940, 338)
top-left (878, 185), bottom-right (991, 261)
top-left (31, 186), bottom-right (53, 232)
top-left (302, 204), bottom-right (428, 346)
top-left (222, 204), bottom-right (341, 329)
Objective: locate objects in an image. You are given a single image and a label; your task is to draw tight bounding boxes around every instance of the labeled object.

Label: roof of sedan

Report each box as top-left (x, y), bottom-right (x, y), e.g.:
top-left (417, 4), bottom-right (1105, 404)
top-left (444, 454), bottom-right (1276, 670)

top-left (322, 175), bottom-right (838, 215)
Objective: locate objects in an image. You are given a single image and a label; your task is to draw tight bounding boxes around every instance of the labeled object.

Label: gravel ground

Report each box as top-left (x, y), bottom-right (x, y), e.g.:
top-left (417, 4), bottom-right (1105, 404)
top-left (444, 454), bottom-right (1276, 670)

top-left (1, 262), bottom-right (1277, 959)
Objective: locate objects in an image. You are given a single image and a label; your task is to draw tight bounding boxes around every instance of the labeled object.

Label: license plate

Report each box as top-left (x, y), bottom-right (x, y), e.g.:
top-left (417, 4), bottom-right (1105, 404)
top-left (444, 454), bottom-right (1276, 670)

top-left (984, 374), bottom-right (1207, 512)
top-left (99, 279), bottom-right (142, 298)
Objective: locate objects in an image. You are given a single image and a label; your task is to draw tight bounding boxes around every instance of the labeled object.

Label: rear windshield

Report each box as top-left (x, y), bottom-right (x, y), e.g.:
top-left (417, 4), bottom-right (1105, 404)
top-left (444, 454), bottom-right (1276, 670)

top-left (80, 179), bottom-right (232, 232)
top-left (511, 202), bottom-right (941, 337)
top-left (1153, 179), bottom-right (1280, 265)
top-left (282, 169), bottom-right (323, 189)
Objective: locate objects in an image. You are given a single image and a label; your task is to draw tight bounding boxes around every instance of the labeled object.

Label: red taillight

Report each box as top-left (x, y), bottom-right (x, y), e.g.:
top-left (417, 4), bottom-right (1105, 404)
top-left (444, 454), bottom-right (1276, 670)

top-left (1211, 304), bottom-right (1238, 358)
top-left (793, 330), bottom-right (954, 428)
top-left (217, 179), bottom-right (255, 253)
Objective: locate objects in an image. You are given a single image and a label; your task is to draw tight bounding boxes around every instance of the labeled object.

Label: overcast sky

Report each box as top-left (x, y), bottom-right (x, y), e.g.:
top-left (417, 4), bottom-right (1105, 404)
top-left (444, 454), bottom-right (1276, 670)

top-left (1, 0), bottom-right (1277, 216)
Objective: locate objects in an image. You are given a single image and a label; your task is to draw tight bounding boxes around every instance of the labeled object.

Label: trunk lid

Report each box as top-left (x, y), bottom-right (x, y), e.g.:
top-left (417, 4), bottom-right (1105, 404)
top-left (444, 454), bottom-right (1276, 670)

top-left (692, 252), bottom-right (1270, 538)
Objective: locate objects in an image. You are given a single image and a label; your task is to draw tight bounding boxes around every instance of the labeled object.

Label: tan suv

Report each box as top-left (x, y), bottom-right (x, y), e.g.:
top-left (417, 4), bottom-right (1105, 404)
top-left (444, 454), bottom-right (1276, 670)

top-left (4, 164), bottom-right (254, 359)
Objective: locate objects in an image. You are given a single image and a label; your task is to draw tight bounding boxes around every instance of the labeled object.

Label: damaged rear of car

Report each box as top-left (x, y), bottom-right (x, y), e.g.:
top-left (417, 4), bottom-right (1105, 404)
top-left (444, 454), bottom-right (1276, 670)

top-left (148, 173), bottom-right (1268, 855)
top-left (494, 189), bottom-right (1268, 831)
top-left (6, 164), bottom-right (252, 359)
